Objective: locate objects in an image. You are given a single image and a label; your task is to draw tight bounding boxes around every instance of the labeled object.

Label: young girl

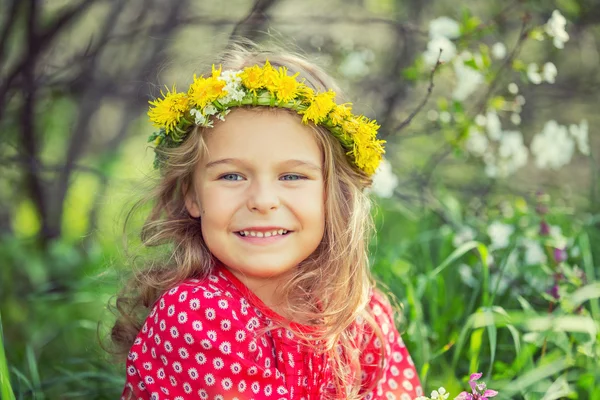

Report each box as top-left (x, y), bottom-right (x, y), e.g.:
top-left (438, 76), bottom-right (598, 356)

top-left (112, 45), bottom-right (422, 400)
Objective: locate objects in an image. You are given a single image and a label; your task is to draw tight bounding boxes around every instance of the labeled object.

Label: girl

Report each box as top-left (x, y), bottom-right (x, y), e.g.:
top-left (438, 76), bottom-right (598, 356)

top-left (112, 45), bottom-right (422, 400)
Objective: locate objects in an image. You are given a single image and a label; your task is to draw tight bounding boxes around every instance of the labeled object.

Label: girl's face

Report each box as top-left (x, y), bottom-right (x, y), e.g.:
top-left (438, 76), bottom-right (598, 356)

top-left (185, 109), bottom-right (325, 294)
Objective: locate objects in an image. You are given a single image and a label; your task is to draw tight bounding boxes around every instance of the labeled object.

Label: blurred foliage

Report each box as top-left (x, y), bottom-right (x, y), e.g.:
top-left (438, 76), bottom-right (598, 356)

top-left (1, 0), bottom-right (599, 398)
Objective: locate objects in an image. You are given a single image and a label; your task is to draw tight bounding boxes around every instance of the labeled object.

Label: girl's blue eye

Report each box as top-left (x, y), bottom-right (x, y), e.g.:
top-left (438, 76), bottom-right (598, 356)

top-left (281, 174), bottom-right (305, 181)
top-left (220, 173), bottom-right (243, 181)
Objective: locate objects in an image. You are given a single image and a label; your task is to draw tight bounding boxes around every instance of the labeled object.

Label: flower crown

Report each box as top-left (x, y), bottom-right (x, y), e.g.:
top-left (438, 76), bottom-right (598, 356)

top-left (147, 61), bottom-right (385, 176)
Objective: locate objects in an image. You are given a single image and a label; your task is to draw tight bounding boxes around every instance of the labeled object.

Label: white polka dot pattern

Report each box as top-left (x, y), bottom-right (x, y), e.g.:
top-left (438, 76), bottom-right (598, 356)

top-left (122, 266), bottom-right (421, 399)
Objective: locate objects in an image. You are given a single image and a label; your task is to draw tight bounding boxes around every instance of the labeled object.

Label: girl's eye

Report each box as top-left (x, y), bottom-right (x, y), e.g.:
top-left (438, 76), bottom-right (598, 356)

top-left (281, 174), bottom-right (306, 181)
top-left (219, 173), bottom-right (244, 181)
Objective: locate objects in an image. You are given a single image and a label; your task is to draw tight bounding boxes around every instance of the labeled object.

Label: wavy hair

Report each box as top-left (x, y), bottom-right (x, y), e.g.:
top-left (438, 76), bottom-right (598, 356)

top-left (110, 43), bottom-right (384, 399)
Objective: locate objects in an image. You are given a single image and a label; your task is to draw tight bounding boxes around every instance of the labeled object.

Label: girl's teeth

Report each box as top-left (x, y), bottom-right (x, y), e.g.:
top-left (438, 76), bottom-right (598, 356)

top-left (239, 230), bottom-right (289, 237)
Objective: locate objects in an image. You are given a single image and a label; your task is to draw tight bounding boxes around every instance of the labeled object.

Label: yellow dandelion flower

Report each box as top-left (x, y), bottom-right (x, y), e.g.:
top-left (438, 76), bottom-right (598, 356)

top-left (240, 64), bottom-right (265, 93)
top-left (188, 65), bottom-right (226, 109)
top-left (271, 67), bottom-right (301, 102)
top-left (148, 86), bottom-right (189, 133)
top-left (329, 103), bottom-right (353, 126)
top-left (341, 117), bottom-right (359, 136)
top-left (302, 90), bottom-right (336, 124)
top-left (355, 117), bottom-right (380, 140)
top-left (298, 85), bottom-right (315, 104)
top-left (261, 61), bottom-right (279, 92)
top-left (354, 140), bottom-right (385, 175)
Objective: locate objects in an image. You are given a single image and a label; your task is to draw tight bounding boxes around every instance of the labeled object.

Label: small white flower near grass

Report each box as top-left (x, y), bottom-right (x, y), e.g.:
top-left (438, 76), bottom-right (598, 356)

top-left (488, 221), bottom-right (514, 249)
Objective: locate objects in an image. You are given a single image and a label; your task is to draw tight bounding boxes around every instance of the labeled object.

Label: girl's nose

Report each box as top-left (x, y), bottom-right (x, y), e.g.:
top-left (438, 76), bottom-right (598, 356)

top-left (246, 180), bottom-right (280, 213)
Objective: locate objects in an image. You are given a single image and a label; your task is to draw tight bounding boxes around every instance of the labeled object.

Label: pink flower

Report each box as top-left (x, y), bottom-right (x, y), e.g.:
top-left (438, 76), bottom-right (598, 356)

top-left (456, 372), bottom-right (498, 399)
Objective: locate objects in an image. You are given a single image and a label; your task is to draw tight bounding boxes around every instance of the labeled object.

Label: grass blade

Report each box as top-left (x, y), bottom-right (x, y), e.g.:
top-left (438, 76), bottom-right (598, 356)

top-left (0, 313), bottom-right (16, 400)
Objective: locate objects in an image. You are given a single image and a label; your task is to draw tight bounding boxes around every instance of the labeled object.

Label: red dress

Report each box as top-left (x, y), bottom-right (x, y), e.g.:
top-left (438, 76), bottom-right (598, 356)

top-left (122, 265), bottom-right (422, 400)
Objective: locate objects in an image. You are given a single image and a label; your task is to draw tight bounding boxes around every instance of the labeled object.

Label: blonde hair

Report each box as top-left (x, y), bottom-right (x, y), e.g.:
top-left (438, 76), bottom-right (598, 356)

top-left (110, 43), bottom-right (384, 399)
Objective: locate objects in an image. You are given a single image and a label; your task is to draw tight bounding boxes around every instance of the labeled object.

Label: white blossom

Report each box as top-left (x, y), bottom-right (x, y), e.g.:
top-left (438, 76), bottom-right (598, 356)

top-left (545, 10), bottom-right (570, 49)
top-left (531, 120), bottom-right (575, 169)
top-left (431, 387), bottom-right (449, 400)
top-left (439, 111), bottom-right (452, 123)
top-left (427, 110), bottom-right (439, 121)
top-left (542, 62), bottom-right (558, 83)
top-left (429, 17), bottom-right (461, 39)
top-left (465, 126), bottom-right (488, 156)
top-left (453, 60), bottom-right (484, 101)
top-left (527, 63), bottom-right (543, 85)
top-left (569, 119), bottom-right (590, 155)
top-left (339, 50), bottom-right (371, 78)
top-left (523, 239), bottom-right (547, 265)
top-left (203, 104), bottom-right (218, 115)
top-left (488, 221), bottom-right (514, 249)
top-left (217, 70), bottom-right (245, 104)
top-left (515, 95), bottom-right (526, 106)
top-left (510, 113), bottom-right (521, 126)
top-left (475, 114), bottom-right (487, 126)
top-left (550, 225), bottom-right (568, 249)
top-left (190, 108), bottom-right (208, 125)
top-left (508, 82), bottom-right (519, 94)
top-left (484, 160), bottom-right (497, 178)
top-left (218, 70), bottom-right (242, 85)
top-left (369, 158), bottom-right (398, 198)
top-left (453, 226), bottom-right (476, 248)
top-left (423, 36), bottom-right (457, 66)
top-left (458, 264), bottom-right (477, 287)
top-left (497, 130), bottom-right (529, 176)
top-left (491, 42), bottom-right (507, 59)
top-left (486, 110), bottom-right (502, 141)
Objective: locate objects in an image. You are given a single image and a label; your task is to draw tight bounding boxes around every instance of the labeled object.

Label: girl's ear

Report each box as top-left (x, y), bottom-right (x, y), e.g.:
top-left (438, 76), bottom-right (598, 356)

top-left (183, 183), bottom-right (202, 218)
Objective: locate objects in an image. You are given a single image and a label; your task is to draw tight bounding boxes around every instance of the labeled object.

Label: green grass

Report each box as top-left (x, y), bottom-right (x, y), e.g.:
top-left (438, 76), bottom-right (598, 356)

top-left (0, 313), bottom-right (16, 400)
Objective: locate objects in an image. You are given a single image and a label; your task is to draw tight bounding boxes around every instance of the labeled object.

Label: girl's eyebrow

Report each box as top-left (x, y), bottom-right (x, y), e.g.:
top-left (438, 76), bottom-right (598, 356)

top-left (205, 158), bottom-right (322, 172)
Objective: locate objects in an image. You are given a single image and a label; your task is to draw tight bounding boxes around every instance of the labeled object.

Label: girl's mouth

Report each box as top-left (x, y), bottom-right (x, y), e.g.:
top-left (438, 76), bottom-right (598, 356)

top-left (235, 229), bottom-right (292, 238)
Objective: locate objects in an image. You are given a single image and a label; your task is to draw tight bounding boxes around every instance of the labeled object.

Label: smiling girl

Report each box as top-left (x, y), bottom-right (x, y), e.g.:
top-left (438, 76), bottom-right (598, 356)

top-left (112, 45), bottom-right (422, 400)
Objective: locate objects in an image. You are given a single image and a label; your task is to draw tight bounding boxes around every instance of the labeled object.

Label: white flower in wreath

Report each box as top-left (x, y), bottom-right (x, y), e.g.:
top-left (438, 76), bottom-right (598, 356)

top-left (190, 108), bottom-right (207, 126)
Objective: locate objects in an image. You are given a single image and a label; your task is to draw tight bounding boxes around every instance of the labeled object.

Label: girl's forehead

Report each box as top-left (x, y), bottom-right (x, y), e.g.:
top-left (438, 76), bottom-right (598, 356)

top-left (204, 109), bottom-right (321, 157)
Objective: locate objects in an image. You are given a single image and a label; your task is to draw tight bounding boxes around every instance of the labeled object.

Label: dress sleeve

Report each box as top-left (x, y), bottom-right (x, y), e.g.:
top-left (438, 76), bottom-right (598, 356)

top-left (359, 290), bottom-right (423, 400)
top-left (122, 284), bottom-right (290, 400)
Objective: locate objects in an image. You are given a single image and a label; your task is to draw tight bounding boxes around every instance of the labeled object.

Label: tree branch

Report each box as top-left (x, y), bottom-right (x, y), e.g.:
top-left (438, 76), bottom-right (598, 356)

top-left (228, 0), bottom-right (279, 42)
top-left (391, 50), bottom-right (442, 134)
top-left (0, 0), bottom-right (20, 65)
top-left (0, 0), bottom-right (97, 124)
